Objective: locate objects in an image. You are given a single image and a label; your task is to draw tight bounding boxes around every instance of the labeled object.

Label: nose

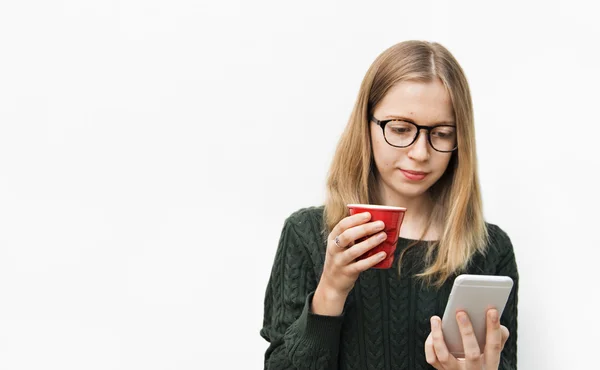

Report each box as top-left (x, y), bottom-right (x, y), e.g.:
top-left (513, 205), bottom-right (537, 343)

top-left (407, 129), bottom-right (430, 161)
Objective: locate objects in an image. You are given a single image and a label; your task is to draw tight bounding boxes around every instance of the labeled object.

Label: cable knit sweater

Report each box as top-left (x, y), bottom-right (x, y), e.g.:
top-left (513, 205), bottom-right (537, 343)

top-left (261, 206), bottom-right (518, 370)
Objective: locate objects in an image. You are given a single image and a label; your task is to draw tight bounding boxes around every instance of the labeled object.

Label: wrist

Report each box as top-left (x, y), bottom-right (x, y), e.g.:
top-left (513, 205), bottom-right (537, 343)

top-left (312, 281), bottom-right (348, 316)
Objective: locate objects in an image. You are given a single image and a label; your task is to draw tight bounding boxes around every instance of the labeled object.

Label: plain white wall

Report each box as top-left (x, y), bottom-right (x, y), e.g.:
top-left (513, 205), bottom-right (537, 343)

top-left (1, 1), bottom-right (598, 369)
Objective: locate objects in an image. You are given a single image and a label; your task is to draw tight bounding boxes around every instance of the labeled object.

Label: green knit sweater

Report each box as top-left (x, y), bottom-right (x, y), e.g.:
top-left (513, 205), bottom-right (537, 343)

top-left (261, 206), bottom-right (518, 370)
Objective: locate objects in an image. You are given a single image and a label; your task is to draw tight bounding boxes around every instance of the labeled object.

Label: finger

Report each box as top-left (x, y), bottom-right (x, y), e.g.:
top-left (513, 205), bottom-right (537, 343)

top-left (431, 316), bottom-right (459, 368)
top-left (333, 220), bottom-right (385, 252)
top-left (483, 309), bottom-right (502, 370)
top-left (348, 251), bottom-right (386, 273)
top-left (500, 325), bottom-right (510, 349)
top-left (340, 230), bottom-right (387, 264)
top-left (424, 332), bottom-right (441, 369)
top-left (455, 311), bottom-right (483, 369)
top-left (330, 212), bottom-right (371, 243)
top-left (329, 214), bottom-right (373, 250)
top-left (342, 219), bottom-right (385, 246)
top-left (331, 219), bottom-right (386, 256)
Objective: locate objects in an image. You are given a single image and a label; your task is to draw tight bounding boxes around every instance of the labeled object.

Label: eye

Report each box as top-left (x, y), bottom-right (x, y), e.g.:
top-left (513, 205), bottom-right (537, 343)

top-left (391, 127), bottom-right (412, 134)
top-left (431, 128), bottom-right (456, 139)
top-left (387, 121), bottom-right (415, 135)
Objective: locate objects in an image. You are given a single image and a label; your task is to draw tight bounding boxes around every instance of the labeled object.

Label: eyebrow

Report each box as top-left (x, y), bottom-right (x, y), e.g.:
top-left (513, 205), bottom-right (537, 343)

top-left (383, 114), bottom-right (455, 126)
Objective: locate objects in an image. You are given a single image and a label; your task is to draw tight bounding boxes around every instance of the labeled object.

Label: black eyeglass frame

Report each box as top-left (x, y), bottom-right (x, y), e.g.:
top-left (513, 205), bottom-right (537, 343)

top-left (370, 116), bottom-right (458, 153)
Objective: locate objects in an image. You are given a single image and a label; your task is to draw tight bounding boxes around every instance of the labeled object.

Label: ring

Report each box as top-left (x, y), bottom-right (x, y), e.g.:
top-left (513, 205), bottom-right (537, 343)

top-left (334, 236), bottom-right (344, 248)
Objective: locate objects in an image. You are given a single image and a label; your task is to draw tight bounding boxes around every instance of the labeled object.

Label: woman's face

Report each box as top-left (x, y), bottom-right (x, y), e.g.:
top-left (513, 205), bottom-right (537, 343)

top-left (370, 79), bottom-right (455, 205)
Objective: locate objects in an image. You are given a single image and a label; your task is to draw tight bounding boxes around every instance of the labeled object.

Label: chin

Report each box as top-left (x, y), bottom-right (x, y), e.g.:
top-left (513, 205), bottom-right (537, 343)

top-left (391, 184), bottom-right (431, 200)
top-left (379, 172), bottom-right (439, 200)
top-left (400, 189), bottom-right (429, 200)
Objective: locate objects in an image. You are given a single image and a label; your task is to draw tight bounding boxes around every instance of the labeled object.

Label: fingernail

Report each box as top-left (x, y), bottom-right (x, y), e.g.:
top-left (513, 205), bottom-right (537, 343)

top-left (431, 318), bottom-right (439, 329)
top-left (378, 252), bottom-right (386, 260)
top-left (458, 313), bottom-right (467, 325)
top-left (378, 232), bottom-right (387, 241)
top-left (377, 221), bottom-right (385, 229)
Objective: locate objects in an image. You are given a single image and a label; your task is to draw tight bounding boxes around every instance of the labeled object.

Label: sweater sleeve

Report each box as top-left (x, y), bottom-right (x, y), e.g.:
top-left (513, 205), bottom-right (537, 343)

top-left (260, 213), bottom-right (344, 370)
top-left (493, 228), bottom-right (519, 370)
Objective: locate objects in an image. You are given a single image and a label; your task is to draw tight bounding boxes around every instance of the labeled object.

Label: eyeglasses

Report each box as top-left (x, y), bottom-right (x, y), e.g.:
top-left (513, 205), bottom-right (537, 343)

top-left (370, 116), bottom-right (458, 153)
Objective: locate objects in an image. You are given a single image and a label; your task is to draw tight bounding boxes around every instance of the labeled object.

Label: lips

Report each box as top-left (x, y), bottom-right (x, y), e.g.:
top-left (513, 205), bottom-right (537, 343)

top-left (401, 169), bottom-right (428, 175)
top-left (400, 169), bottom-right (429, 181)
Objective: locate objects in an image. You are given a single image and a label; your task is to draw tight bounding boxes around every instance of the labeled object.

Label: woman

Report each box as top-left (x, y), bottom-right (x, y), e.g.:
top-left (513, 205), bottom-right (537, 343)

top-left (260, 40), bottom-right (518, 370)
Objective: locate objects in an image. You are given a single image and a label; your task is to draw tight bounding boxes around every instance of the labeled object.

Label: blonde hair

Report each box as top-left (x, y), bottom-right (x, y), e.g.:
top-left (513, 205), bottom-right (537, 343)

top-left (324, 40), bottom-right (488, 287)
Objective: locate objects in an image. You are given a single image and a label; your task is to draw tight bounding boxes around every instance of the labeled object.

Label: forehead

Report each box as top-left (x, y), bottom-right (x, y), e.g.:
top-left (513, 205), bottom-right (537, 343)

top-left (375, 79), bottom-right (455, 123)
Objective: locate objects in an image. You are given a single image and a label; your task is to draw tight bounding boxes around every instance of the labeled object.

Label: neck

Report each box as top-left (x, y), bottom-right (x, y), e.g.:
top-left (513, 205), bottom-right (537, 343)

top-left (376, 187), bottom-right (438, 241)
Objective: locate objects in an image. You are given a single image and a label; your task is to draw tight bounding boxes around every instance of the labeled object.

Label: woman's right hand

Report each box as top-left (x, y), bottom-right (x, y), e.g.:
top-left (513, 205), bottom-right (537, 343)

top-left (311, 211), bottom-right (388, 316)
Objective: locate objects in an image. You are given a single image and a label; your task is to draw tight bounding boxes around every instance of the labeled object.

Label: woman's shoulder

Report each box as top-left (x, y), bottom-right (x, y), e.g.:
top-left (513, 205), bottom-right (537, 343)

top-left (278, 205), bottom-right (327, 243)
top-left (280, 206), bottom-right (327, 266)
top-left (484, 222), bottom-right (515, 257)
top-left (284, 205), bottom-right (325, 229)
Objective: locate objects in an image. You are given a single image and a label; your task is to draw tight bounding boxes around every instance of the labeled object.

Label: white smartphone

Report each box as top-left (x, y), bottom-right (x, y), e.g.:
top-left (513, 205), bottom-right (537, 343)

top-left (441, 274), bottom-right (513, 357)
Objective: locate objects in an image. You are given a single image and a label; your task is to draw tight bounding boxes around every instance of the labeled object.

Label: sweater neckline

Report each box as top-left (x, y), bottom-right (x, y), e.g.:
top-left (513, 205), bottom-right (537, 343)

top-left (398, 236), bottom-right (438, 243)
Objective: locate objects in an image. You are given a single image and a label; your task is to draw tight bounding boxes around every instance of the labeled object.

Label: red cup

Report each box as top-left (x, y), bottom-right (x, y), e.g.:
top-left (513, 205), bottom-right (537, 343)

top-left (347, 204), bottom-right (407, 269)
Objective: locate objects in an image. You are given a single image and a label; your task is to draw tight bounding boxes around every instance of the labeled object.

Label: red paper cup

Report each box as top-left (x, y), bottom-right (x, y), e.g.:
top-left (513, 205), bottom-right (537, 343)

top-left (347, 204), bottom-right (407, 269)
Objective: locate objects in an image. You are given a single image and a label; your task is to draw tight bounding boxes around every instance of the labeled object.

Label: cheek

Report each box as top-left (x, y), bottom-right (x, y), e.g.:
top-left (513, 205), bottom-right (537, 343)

top-left (433, 155), bottom-right (453, 175)
top-left (372, 139), bottom-right (397, 170)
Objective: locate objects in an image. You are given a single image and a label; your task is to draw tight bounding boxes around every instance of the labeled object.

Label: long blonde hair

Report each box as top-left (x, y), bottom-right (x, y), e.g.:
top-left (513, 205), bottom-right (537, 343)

top-left (324, 40), bottom-right (488, 287)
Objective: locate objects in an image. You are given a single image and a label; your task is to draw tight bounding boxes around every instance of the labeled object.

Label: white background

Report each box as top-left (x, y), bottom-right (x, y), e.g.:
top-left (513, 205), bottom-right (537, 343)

top-left (1, 1), bottom-right (598, 369)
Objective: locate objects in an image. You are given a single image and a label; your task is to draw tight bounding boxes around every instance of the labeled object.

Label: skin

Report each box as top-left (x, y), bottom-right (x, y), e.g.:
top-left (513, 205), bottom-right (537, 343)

top-left (425, 310), bottom-right (510, 370)
top-left (312, 79), bottom-right (509, 369)
top-left (370, 79), bottom-right (454, 240)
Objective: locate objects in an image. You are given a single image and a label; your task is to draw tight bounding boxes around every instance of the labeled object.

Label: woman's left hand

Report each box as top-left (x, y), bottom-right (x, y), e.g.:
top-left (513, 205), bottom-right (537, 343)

top-left (424, 309), bottom-right (510, 370)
